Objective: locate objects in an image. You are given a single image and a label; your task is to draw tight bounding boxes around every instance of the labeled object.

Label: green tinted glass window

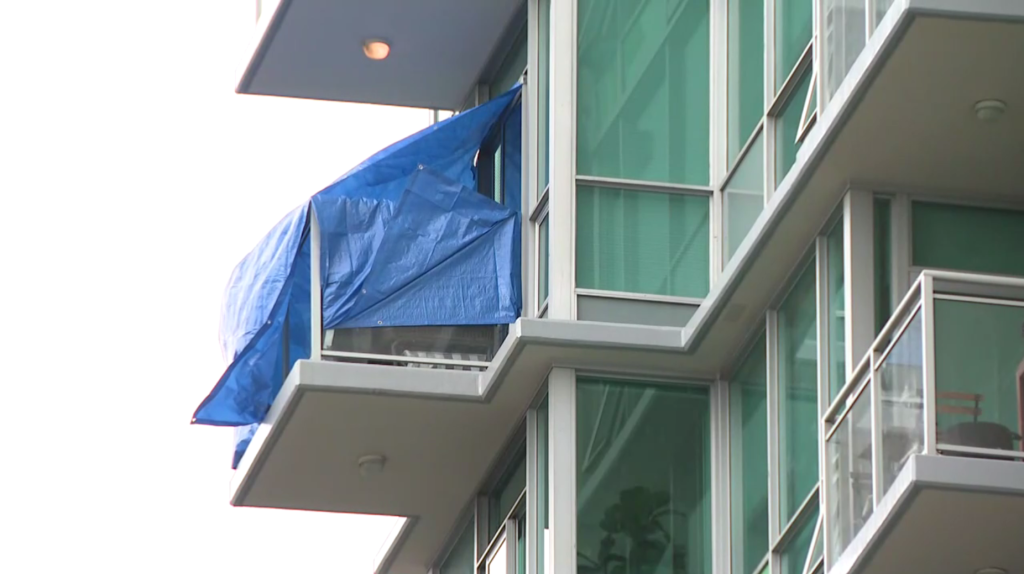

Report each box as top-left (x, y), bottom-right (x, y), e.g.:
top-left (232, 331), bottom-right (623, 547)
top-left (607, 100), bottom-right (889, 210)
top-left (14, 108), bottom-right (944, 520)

top-left (912, 202), bottom-right (1024, 277)
top-left (777, 261), bottom-right (819, 524)
top-left (775, 68), bottom-right (812, 187)
top-left (781, 505), bottom-right (820, 574)
top-left (491, 453), bottom-right (526, 537)
top-left (874, 197), bottom-right (892, 335)
top-left (577, 186), bottom-right (710, 298)
top-left (577, 378), bottom-right (712, 574)
top-left (536, 399), bottom-right (549, 574)
top-left (775, 0), bottom-right (812, 89)
top-left (538, 0), bottom-right (551, 192)
top-left (577, 0), bottom-right (710, 186)
top-left (827, 221), bottom-right (845, 401)
top-left (440, 520), bottom-right (476, 574)
top-left (538, 217), bottom-right (550, 305)
top-left (491, 27), bottom-right (527, 96)
top-left (725, 132), bottom-right (765, 262)
top-left (730, 334), bottom-right (769, 574)
top-left (728, 0), bottom-right (765, 166)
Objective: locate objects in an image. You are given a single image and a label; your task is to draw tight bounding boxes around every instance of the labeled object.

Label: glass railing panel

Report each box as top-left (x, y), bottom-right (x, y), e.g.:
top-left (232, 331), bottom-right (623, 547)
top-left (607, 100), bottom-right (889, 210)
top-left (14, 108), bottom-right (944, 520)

top-left (322, 324), bottom-right (507, 370)
top-left (877, 310), bottom-right (925, 492)
top-left (823, 0), bottom-right (867, 102)
top-left (933, 297), bottom-right (1024, 456)
top-left (824, 380), bottom-right (873, 564)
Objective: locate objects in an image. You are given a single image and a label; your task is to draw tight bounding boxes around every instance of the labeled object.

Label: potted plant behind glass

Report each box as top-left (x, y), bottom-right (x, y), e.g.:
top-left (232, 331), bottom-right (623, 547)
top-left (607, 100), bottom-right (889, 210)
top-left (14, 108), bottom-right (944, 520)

top-left (578, 486), bottom-right (688, 574)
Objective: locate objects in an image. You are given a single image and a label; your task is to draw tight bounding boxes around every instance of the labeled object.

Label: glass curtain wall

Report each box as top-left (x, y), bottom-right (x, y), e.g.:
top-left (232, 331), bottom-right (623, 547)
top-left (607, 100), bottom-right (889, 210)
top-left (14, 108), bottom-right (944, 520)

top-left (576, 0), bottom-right (712, 299)
top-left (730, 334), bottom-right (769, 574)
top-left (577, 377), bottom-right (712, 574)
top-left (777, 261), bottom-right (820, 524)
top-left (721, 0), bottom-right (819, 269)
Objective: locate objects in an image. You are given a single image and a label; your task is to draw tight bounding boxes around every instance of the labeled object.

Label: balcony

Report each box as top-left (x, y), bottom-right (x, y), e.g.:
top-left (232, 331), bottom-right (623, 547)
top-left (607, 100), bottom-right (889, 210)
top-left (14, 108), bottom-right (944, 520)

top-left (823, 270), bottom-right (1024, 574)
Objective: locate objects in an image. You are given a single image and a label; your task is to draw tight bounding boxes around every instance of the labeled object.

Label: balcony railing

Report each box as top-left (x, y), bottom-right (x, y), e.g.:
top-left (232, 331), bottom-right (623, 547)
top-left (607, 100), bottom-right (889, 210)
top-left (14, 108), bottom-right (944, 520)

top-left (307, 208), bottom-right (508, 373)
top-left (822, 270), bottom-right (1024, 568)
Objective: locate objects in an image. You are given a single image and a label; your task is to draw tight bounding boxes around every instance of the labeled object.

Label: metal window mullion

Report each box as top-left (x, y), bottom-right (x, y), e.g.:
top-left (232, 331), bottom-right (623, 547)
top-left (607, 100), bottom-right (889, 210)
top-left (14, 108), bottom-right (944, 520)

top-left (712, 378), bottom-right (730, 574)
top-left (869, 349), bottom-right (884, 509)
top-left (813, 235), bottom-right (830, 572)
top-left (710, 0), bottom-right (728, 283)
top-left (526, 407), bottom-right (539, 574)
top-left (548, 368), bottom-right (576, 574)
top-left (475, 494), bottom-right (490, 564)
top-left (310, 205), bottom-right (322, 361)
top-left (764, 0), bottom-right (777, 200)
top-left (766, 311), bottom-right (781, 543)
top-left (920, 275), bottom-right (937, 454)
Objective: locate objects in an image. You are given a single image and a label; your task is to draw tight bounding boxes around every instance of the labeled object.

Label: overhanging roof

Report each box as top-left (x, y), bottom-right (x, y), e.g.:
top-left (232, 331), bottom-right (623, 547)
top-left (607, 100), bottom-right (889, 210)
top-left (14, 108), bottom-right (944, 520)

top-left (239, 0), bottom-right (524, 109)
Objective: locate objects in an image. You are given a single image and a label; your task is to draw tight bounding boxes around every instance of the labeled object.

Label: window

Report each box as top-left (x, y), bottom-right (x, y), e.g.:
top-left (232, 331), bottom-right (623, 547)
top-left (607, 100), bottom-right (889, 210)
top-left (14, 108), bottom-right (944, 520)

top-left (479, 105), bottom-right (523, 210)
top-left (873, 197), bottom-right (891, 334)
top-left (728, 0), bottom-right (765, 167)
top-left (577, 377), bottom-right (712, 574)
top-left (725, 132), bottom-right (766, 262)
top-left (730, 334), bottom-right (769, 574)
top-left (780, 501), bottom-right (819, 574)
top-left (826, 221), bottom-right (845, 400)
top-left (577, 0), bottom-right (710, 186)
top-left (536, 399), bottom-right (549, 574)
top-left (775, 67), bottom-right (813, 186)
top-left (775, 0), bottom-right (813, 90)
top-left (912, 202), bottom-right (1024, 277)
top-left (490, 24), bottom-right (527, 97)
top-left (576, 186), bottom-right (710, 298)
top-left (538, 0), bottom-right (550, 194)
top-left (538, 217), bottom-right (549, 306)
top-left (490, 451), bottom-right (526, 538)
top-left (776, 261), bottom-right (819, 524)
top-left (440, 520), bottom-right (476, 574)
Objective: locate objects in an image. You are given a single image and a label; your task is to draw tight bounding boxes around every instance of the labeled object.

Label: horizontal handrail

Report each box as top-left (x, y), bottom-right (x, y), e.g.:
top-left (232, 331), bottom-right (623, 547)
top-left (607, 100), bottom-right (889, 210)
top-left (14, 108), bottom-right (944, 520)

top-left (321, 349), bottom-right (490, 369)
top-left (824, 269), bottom-right (1024, 426)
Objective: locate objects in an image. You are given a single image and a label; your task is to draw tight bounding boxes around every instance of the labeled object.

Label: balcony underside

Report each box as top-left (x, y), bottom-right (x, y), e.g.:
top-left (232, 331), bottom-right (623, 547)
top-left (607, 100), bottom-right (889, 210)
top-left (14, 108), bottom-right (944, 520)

top-left (239, 0), bottom-right (523, 109)
top-left (230, 318), bottom-right (711, 574)
top-left (833, 455), bottom-right (1024, 574)
top-left (692, 3), bottom-right (1024, 373)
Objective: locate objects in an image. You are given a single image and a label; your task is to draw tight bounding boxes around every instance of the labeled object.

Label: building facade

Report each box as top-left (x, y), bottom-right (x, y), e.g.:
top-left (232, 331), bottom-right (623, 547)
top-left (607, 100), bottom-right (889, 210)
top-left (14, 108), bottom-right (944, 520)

top-left (218, 1), bottom-right (1024, 574)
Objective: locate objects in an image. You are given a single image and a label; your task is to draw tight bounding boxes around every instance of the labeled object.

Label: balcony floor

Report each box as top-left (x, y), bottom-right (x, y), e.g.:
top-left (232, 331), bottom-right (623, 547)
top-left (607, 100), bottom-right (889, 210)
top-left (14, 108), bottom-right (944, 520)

top-left (833, 455), bottom-right (1024, 574)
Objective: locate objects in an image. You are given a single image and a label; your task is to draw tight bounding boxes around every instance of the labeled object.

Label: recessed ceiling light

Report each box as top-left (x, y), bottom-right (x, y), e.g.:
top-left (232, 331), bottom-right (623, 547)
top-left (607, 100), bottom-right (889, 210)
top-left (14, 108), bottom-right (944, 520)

top-left (363, 40), bottom-right (391, 61)
top-left (974, 99), bottom-right (1006, 122)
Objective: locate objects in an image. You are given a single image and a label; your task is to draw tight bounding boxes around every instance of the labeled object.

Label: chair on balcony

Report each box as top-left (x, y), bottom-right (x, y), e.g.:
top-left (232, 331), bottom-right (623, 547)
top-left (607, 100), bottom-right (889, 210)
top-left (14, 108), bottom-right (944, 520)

top-left (936, 391), bottom-right (1022, 454)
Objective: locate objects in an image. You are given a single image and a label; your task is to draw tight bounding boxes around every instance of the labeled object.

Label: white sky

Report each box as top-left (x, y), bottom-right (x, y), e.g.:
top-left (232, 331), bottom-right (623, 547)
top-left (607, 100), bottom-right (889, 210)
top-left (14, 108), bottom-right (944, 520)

top-left (0, 2), bottom-right (433, 572)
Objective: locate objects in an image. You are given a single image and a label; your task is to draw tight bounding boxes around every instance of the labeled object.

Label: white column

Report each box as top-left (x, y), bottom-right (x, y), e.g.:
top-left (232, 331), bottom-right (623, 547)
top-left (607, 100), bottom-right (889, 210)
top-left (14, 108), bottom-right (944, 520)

top-left (548, 368), bottom-right (576, 574)
top-left (844, 189), bottom-right (876, 370)
top-left (547, 0), bottom-right (576, 320)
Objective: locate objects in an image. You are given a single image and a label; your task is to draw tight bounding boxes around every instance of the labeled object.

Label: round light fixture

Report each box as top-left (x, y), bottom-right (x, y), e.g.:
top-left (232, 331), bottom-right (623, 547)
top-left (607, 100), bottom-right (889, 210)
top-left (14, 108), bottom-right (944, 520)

top-left (974, 99), bottom-right (1006, 122)
top-left (974, 568), bottom-right (1008, 574)
top-left (363, 40), bottom-right (391, 61)
top-left (358, 454), bottom-right (386, 478)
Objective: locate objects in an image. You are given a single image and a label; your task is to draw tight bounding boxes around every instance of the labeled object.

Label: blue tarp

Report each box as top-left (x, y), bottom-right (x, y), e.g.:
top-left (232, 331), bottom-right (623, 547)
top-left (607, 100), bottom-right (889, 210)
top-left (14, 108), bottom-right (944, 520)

top-left (193, 87), bottom-right (522, 467)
